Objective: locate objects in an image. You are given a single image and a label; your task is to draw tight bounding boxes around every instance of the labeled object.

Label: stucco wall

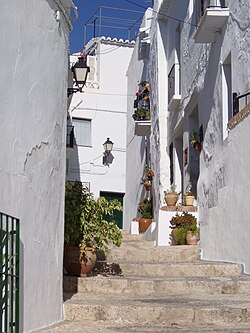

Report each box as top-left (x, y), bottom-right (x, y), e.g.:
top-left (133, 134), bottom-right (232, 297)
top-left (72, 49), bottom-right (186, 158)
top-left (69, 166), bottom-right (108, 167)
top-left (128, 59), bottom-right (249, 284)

top-left (152, 0), bottom-right (250, 272)
top-left (0, 1), bottom-right (71, 331)
top-left (197, 0), bottom-right (250, 272)
top-left (67, 41), bottom-right (134, 201)
top-left (123, 11), bottom-right (151, 230)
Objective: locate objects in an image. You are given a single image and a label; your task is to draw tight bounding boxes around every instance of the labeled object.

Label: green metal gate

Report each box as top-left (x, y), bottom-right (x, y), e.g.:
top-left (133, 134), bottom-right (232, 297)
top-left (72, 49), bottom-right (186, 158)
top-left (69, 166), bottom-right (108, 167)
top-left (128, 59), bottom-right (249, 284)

top-left (0, 212), bottom-right (20, 333)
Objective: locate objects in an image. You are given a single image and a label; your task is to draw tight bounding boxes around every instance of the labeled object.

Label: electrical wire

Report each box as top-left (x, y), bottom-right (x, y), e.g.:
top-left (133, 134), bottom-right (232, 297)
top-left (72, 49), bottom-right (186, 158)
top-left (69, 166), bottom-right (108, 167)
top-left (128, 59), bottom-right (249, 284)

top-left (123, 0), bottom-right (220, 33)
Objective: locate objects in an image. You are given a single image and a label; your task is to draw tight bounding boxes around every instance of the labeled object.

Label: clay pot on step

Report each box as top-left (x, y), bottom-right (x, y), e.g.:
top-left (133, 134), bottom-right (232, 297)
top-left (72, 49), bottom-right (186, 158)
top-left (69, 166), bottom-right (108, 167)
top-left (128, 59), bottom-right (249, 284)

top-left (64, 246), bottom-right (97, 277)
top-left (139, 217), bottom-right (152, 233)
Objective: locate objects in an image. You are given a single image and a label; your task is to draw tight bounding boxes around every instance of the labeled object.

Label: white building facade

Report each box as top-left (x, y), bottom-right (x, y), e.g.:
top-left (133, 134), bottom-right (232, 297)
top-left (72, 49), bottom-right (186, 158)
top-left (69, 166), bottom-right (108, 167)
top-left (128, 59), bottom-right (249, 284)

top-left (146, 0), bottom-right (250, 271)
top-left (123, 9), bottom-right (155, 230)
top-left (67, 37), bottom-right (135, 228)
top-left (0, 1), bottom-right (77, 331)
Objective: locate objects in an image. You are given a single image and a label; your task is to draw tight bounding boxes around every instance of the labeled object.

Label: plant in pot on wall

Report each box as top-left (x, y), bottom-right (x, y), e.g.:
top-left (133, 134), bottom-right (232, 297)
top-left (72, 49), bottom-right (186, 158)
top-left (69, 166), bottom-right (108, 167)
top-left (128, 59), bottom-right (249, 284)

top-left (132, 107), bottom-right (151, 121)
top-left (141, 166), bottom-right (154, 191)
top-left (190, 128), bottom-right (202, 152)
top-left (164, 185), bottom-right (180, 206)
top-left (64, 181), bottom-right (122, 277)
top-left (169, 212), bottom-right (199, 245)
top-left (184, 191), bottom-right (195, 206)
top-left (138, 198), bottom-right (153, 233)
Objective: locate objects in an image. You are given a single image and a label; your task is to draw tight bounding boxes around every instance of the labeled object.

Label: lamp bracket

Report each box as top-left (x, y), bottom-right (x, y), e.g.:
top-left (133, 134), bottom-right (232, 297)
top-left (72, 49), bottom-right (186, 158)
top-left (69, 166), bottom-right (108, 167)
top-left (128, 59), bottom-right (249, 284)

top-left (67, 87), bottom-right (82, 97)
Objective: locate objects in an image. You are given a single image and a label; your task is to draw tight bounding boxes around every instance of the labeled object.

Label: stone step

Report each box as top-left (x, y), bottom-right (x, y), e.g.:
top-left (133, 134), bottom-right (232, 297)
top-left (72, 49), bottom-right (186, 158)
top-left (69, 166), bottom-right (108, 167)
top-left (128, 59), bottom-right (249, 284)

top-left (63, 274), bottom-right (250, 296)
top-left (33, 320), bottom-right (250, 332)
top-left (118, 261), bottom-right (242, 278)
top-left (107, 245), bottom-right (200, 263)
top-left (111, 239), bottom-right (156, 250)
top-left (64, 292), bottom-right (250, 326)
top-left (121, 233), bottom-right (143, 241)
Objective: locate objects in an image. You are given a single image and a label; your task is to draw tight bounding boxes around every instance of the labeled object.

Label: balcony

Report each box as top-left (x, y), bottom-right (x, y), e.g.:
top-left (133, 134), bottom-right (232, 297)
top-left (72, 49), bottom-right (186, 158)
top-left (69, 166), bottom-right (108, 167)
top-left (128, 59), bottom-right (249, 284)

top-left (66, 125), bottom-right (74, 158)
top-left (134, 120), bottom-right (151, 136)
top-left (168, 63), bottom-right (181, 111)
top-left (194, 0), bottom-right (229, 43)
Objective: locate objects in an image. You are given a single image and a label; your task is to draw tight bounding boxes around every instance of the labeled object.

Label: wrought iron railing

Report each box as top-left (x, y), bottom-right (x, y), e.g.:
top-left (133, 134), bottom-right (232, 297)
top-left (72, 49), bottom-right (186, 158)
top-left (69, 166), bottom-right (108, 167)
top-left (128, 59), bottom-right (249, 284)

top-left (0, 212), bottom-right (20, 333)
top-left (233, 91), bottom-right (250, 116)
top-left (66, 125), bottom-right (74, 148)
top-left (198, 0), bottom-right (226, 20)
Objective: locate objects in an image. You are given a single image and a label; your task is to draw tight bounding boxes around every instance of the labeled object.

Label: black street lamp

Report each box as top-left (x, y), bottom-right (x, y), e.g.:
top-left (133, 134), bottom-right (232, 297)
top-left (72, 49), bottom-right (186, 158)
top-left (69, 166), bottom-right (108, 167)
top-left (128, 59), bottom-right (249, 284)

top-left (103, 138), bottom-right (114, 155)
top-left (103, 138), bottom-right (114, 166)
top-left (67, 56), bottom-right (90, 97)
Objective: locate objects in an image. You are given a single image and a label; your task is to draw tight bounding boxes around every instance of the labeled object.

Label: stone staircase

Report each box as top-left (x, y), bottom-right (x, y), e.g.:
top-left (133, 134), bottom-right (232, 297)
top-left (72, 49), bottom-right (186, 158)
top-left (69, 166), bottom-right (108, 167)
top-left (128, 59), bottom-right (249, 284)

top-left (36, 231), bottom-right (250, 332)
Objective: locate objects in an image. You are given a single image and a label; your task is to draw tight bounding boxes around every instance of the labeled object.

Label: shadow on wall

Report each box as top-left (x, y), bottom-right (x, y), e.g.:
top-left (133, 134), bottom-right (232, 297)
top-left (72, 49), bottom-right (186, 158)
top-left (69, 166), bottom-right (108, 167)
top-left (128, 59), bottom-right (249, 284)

top-left (66, 114), bottom-right (81, 182)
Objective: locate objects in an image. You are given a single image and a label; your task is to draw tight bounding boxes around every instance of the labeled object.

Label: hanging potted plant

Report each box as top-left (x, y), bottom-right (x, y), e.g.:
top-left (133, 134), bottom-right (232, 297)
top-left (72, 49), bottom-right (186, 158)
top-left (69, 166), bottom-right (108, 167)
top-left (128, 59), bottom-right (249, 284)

top-left (190, 128), bottom-right (202, 152)
top-left (164, 185), bottom-right (180, 206)
top-left (138, 198), bottom-right (153, 233)
top-left (141, 166), bottom-right (154, 191)
top-left (64, 181), bottom-right (122, 276)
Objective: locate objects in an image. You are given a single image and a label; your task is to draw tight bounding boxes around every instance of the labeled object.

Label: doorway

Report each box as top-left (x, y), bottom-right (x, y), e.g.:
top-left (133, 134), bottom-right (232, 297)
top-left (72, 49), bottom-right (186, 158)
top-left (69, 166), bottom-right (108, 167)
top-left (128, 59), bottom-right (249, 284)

top-left (100, 192), bottom-right (124, 229)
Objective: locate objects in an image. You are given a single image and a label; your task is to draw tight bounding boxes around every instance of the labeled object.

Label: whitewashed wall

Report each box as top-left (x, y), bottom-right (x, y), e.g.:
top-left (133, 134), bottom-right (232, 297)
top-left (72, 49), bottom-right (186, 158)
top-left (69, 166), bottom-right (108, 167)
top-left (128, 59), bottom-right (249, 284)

top-left (123, 10), bottom-right (152, 230)
top-left (67, 40), bottom-right (134, 201)
top-left (196, 0), bottom-right (250, 273)
top-left (151, 0), bottom-right (250, 272)
top-left (0, 0), bottom-right (73, 331)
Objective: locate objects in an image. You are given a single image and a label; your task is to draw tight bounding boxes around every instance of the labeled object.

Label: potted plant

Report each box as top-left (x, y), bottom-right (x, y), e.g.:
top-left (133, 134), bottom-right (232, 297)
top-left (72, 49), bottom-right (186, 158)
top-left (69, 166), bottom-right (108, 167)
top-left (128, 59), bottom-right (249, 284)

top-left (133, 81), bottom-right (150, 120)
top-left (190, 128), bottom-right (202, 152)
top-left (138, 198), bottom-right (153, 233)
top-left (132, 107), bottom-right (151, 121)
top-left (164, 185), bottom-right (180, 206)
top-left (184, 191), bottom-right (195, 206)
top-left (141, 166), bottom-right (154, 191)
top-left (64, 181), bottom-right (122, 276)
top-left (169, 212), bottom-right (199, 245)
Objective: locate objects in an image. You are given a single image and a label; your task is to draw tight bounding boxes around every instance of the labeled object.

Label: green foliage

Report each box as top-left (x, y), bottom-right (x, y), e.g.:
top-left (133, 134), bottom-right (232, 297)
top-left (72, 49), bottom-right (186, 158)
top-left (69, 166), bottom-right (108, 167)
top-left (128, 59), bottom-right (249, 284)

top-left (132, 108), bottom-right (151, 121)
top-left (170, 212), bottom-right (197, 229)
top-left (138, 198), bottom-right (153, 219)
top-left (170, 212), bottom-right (199, 245)
top-left (65, 181), bottom-right (122, 255)
top-left (175, 226), bottom-right (188, 245)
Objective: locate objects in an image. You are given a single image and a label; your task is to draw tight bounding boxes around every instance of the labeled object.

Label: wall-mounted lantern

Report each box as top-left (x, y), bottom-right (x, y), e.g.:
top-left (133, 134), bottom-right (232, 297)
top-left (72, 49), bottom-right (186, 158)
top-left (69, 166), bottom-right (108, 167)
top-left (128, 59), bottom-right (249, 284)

top-left (67, 56), bottom-right (90, 97)
top-left (103, 138), bottom-right (114, 166)
top-left (103, 138), bottom-right (114, 155)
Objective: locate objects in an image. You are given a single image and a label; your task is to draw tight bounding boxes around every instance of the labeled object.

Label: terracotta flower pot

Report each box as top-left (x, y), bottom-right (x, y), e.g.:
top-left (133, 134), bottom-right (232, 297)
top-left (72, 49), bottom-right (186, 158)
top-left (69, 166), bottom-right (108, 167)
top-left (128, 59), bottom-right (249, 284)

top-left (193, 142), bottom-right (202, 152)
top-left (186, 231), bottom-right (200, 245)
top-left (145, 184), bottom-right (151, 191)
top-left (164, 193), bottom-right (178, 206)
top-left (139, 217), bottom-right (152, 233)
top-left (171, 228), bottom-right (180, 245)
top-left (64, 246), bottom-right (97, 277)
top-left (185, 195), bottom-right (195, 206)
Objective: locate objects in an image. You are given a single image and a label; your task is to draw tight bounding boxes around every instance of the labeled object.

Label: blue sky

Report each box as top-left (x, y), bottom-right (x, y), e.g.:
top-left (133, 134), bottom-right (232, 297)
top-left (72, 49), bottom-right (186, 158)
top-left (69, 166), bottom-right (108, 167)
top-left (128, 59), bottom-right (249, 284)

top-left (70, 0), bottom-right (151, 53)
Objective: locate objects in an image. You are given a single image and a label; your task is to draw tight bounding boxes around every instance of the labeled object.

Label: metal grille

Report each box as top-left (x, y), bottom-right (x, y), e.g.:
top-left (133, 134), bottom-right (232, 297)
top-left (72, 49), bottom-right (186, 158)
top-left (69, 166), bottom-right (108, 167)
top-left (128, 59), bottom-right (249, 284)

top-left (0, 213), bottom-right (20, 333)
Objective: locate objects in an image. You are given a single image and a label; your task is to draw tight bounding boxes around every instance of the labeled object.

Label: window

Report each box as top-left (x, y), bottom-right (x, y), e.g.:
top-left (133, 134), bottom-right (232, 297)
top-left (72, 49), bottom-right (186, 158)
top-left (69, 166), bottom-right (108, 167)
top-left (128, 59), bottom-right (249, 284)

top-left (72, 118), bottom-right (91, 146)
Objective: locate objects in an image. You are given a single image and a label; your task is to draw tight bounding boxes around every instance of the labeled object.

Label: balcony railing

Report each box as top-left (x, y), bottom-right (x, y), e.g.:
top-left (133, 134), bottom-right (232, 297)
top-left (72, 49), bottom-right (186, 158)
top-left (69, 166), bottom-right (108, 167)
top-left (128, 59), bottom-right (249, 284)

top-left (195, 0), bottom-right (229, 43)
top-left (201, 0), bottom-right (226, 16)
top-left (0, 212), bottom-right (20, 333)
top-left (66, 125), bottom-right (74, 148)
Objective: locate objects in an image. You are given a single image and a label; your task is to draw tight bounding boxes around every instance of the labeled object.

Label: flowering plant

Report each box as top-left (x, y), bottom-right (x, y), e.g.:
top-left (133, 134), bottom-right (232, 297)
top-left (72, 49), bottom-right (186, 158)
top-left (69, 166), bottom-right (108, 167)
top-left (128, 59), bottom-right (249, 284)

top-left (133, 81), bottom-right (150, 118)
top-left (141, 166), bottom-right (154, 191)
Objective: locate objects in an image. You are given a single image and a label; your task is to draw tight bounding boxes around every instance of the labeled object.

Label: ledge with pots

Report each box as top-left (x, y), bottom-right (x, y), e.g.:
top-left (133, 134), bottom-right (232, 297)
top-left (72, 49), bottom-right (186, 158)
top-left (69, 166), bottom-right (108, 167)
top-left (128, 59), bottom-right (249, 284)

top-left (157, 205), bottom-right (199, 246)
